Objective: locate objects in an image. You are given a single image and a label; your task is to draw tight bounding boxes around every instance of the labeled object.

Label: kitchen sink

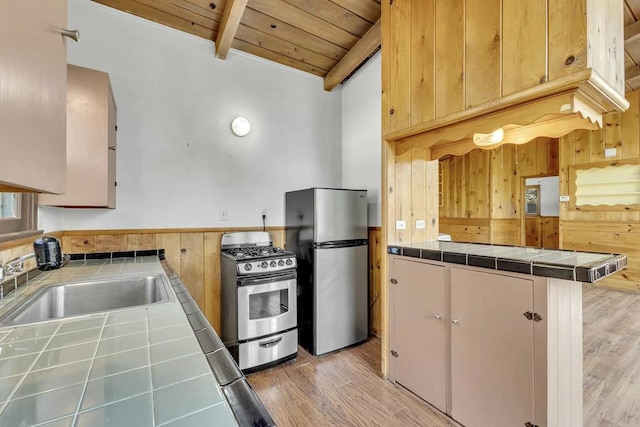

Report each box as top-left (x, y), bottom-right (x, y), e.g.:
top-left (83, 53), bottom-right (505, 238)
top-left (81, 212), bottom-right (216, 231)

top-left (0, 274), bottom-right (174, 326)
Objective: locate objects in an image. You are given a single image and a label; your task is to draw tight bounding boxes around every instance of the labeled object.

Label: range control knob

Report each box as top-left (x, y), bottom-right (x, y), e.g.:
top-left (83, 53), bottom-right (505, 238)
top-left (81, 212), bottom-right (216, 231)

top-left (285, 259), bottom-right (293, 266)
top-left (278, 260), bottom-right (284, 266)
top-left (270, 260), bottom-right (276, 267)
top-left (243, 263), bottom-right (252, 271)
top-left (261, 261), bottom-right (268, 268)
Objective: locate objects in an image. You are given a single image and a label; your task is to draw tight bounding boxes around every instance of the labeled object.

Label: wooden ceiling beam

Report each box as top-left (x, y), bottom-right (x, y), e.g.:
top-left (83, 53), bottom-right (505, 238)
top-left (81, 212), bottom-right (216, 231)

top-left (215, 0), bottom-right (248, 59)
top-left (626, 65), bottom-right (640, 88)
top-left (625, 20), bottom-right (640, 45)
top-left (323, 18), bottom-right (380, 91)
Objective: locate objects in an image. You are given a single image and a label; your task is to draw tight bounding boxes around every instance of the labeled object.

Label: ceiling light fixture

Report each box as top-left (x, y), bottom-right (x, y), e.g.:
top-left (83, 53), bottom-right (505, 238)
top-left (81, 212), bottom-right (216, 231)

top-left (231, 117), bottom-right (251, 137)
top-left (473, 128), bottom-right (504, 146)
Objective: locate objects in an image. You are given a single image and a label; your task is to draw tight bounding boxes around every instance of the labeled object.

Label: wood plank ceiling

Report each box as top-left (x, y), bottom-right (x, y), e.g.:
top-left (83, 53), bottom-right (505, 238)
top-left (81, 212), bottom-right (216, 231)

top-left (92, 0), bottom-right (381, 91)
top-left (625, 0), bottom-right (640, 90)
top-left (94, 1), bottom-right (640, 93)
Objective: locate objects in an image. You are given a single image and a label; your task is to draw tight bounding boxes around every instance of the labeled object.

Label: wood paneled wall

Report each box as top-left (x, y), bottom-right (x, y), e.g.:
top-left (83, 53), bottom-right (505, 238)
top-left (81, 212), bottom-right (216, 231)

top-left (382, 0), bottom-right (624, 138)
top-left (393, 147), bottom-right (439, 243)
top-left (560, 90), bottom-right (640, 292)
top-left (440, 149), bottom-right (490, 218)
top-left (60, 227), bottom-right (384, 335)
top-left (368, 227), bottom-right (382, 336)
top-left (439, 138), bottom-right (559, 246)
top-left (439, 218), bottom-right (490, 243)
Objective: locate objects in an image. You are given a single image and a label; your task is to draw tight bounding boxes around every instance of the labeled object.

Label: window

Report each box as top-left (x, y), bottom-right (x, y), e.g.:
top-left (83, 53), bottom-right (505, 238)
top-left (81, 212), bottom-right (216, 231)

top-left (524, 185), bottom-right (540, 216)
top-left (0, 193), bottom-right (37, 235)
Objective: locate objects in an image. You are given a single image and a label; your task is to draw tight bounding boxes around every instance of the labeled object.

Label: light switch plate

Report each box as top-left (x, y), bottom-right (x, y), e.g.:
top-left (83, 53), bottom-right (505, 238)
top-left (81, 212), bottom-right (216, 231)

top-left (219, 208), bottom-right (228, 221)
top-left (605, 148), bottom-right (617, 158)
top-left (559, 195), bottom-right (570, 202)
top-left (416, 220), bottom-right (425, 229)
top-left (396, 220), bottom-right (406, 230)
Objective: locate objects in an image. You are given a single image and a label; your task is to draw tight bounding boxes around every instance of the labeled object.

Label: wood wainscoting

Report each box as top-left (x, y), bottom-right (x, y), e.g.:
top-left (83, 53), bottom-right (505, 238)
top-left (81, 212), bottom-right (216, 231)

top-left (60, 227), bottom-right (384, 336)
top-left (439, 218), bottom-right (490, 243)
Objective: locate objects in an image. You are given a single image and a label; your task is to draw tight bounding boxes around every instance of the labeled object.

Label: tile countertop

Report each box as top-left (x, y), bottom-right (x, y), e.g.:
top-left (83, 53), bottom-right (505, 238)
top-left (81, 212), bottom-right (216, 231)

top-left (0, 254), bottom-right (270, 427)
top-left (388, 241), bottom-right (627, 283)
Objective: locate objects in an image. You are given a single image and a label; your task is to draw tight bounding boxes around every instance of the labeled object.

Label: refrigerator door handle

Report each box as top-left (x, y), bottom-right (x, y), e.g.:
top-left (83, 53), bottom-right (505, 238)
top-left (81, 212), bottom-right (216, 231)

top-left (314, 239), bottom-right (368, 249)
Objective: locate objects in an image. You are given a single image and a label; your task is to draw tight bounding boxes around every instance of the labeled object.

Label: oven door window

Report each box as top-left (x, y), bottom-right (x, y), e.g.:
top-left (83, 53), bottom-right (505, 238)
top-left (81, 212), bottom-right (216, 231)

top-left (250, 288), bottom-right (289, 319)
top-left (237, 277), bottom-right (297, 341)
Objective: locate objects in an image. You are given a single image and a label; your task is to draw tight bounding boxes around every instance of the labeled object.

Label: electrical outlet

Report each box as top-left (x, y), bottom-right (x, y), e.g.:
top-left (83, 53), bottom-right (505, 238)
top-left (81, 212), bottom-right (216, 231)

top-left (219, 208), bottom-right (228, 221)
top-left (605, 148), bottom-right (617, 158)
top-left (559, 195), bottom-right (570, 202)
top-left (396, 220), bottom-right (406, 230)
top-left (416, 220), bottom-right (425, 229)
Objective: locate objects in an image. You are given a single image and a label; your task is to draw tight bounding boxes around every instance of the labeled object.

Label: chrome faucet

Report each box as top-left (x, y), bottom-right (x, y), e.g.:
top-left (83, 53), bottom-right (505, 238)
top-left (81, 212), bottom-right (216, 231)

top-left (0, 253), bottom-right (35, 282)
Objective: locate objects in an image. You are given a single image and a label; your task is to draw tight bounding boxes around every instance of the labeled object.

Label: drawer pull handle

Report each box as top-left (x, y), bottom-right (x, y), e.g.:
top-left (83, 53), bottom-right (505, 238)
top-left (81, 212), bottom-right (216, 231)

top-left (259, 337), bottom-right (282, 348)
top-left (452, 319), bottom-right (460, 325)
top-left (434, 314), bottom-right (442, 320)
top-left (61, 29), bottom-right (80, 42)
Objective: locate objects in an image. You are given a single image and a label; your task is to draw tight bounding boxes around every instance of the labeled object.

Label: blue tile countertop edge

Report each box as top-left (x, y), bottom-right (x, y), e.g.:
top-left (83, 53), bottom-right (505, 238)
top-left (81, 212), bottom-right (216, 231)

top-left (0, 251), bottom-right (274, 427)
top-left (388, 241), bottom-right (627, 283)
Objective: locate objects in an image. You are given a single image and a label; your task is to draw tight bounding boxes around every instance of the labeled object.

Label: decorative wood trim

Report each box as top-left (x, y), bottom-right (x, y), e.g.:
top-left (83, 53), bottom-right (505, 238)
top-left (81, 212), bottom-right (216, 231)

top-left (215, 0), bottom-right (248, 59)
top-left (429, 113), bottom-right (598, 159)
top-left (395, 89), bottom-right (603, 158)
top-left (323, 18), bottom-right (381, 91)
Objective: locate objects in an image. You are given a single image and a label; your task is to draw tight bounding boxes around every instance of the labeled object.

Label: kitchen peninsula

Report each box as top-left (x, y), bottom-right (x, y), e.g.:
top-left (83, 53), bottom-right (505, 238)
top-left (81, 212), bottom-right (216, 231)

top-left (388, 241), bottom-right (626, 427)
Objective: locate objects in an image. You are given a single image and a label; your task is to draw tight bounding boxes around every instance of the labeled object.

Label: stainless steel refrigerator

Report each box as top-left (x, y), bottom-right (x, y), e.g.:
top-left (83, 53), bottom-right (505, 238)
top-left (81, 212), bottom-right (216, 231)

top-left (285, 188), bottom-right (368, 356)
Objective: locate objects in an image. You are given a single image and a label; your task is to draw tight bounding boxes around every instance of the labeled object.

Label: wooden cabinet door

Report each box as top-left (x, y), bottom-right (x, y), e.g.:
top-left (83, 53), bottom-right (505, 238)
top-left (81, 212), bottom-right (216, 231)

top-left (0, 0), bottom-right (67, 193)
top-left (450, 268), bottom-right (534, 427)
top-left (392, 258), bottom-right (446, 412)
top-left (39, 65), bottom-right (117, 208)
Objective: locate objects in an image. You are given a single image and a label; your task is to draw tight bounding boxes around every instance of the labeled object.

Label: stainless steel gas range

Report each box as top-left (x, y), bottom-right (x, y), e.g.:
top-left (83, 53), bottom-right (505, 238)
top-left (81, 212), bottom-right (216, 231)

top-left (220, 231), bottom-right (298, 373)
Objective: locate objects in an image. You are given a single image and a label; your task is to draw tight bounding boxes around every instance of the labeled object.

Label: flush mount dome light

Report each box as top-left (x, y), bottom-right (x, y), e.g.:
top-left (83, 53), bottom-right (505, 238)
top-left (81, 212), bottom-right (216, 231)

top-left (231, 117), bottom-right (251, 137)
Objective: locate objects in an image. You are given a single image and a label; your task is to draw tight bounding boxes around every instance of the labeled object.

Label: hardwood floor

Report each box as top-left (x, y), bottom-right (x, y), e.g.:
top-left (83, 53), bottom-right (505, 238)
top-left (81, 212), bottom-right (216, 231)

top-left (247, 285), bottom-right (640, 426)
top-left (247, 338), bottom-right (460, 427)
top-left (583, 285), bottom-right (640, 427)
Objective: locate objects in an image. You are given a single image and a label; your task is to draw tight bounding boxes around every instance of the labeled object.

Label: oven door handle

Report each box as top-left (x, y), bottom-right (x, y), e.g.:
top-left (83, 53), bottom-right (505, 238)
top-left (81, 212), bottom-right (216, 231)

top-left (259, 337), bottom-right (283, 348)
top-left (239, 273), bottom-right (296, 286)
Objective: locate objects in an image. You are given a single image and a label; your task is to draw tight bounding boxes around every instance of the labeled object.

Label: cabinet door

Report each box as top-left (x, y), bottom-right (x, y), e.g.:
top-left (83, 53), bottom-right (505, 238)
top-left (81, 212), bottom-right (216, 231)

top-left (39, 65), bottom-right (116, 208)
top-left (0, 0), bottom-right (67, 193)
top-left (450, 268), bottom-right (534, 427)
top-left (392, 258), bottom-right (446, 412)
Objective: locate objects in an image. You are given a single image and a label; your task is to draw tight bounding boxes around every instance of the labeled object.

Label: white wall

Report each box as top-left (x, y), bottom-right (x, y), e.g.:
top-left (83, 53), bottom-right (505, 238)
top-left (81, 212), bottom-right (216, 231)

top-left (46, 0), bottom-right (342, 230)
top-left (525, 176), bottom-right (560, 216)
top-left (341, 52), bottom-right (382, 226)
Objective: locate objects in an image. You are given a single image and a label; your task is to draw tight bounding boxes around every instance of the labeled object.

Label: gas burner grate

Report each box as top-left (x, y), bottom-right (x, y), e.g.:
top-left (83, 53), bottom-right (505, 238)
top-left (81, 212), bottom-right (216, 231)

top-left (224, 246), bottom-right (290, 259)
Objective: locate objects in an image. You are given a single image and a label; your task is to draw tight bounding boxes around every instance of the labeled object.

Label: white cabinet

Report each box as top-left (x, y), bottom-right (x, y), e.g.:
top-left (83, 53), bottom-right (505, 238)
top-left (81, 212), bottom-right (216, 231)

top-left (39, 65), bottom-right (117, 208)
top-left (391, 257), bottom-right (446, 412)
top-left (0, 0), bottom-right (68, 193)
top-left (450, 268), bottom-right (534, 427)
top-left (389, 255), bottom-right (583, 427)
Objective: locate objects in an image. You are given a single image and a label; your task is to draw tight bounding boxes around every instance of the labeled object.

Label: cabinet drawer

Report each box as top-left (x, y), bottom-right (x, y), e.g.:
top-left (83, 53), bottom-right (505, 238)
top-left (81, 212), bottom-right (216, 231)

top-left (238, 329), bottom-right (297, 371)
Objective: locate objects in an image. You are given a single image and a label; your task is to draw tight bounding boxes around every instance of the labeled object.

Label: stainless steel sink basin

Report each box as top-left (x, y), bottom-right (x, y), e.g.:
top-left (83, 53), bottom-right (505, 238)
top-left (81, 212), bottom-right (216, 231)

top-left (0, 274), bottom-right (174, 326)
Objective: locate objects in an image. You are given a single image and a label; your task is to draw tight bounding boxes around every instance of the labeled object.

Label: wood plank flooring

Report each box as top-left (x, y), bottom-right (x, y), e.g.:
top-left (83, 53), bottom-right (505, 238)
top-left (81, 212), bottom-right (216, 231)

top-left (583, 285), bottom-right (640, 427)
top-left (247, 285), bottom-right (640, 426)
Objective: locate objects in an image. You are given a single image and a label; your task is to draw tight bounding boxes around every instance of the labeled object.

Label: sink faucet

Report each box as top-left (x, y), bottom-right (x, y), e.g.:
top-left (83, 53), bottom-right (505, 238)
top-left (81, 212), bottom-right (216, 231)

top-left (0, 253), bottom-right (35, 282)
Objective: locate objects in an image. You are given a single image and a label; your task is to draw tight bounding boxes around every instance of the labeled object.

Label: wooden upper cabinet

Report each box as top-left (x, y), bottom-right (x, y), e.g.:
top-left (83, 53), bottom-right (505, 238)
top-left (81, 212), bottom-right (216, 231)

top-left (0, 0), bottom-right (68, 193)
top-left (382, 0), bottom-right (628, 152)
top-left (39, 65), bottom-right (118, 208)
